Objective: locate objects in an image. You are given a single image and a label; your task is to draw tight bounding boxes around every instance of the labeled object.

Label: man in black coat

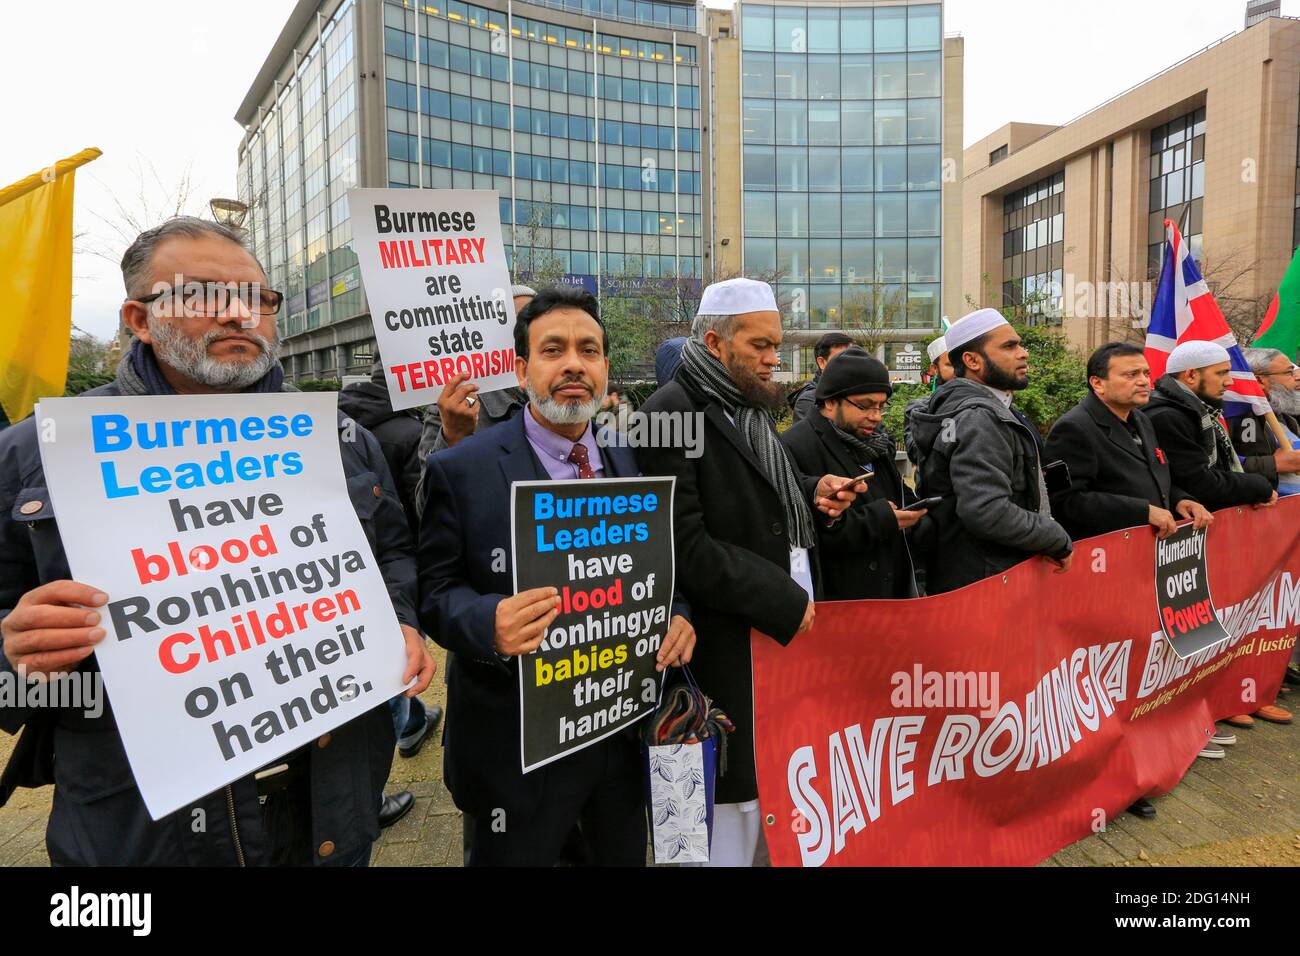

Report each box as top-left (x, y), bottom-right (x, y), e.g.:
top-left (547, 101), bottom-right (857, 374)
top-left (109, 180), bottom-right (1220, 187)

top-left (338, 359), bottom-right (442, 826)
top-left (1232, 347), bottom-right (1300, 485)
top-left (637, 277), bottom-right (865, 867)
top-left (781, 348), bottom-right (922, 600)
top-left (0, 218), bottom-right (434, 866)
top-left (786, 331), bottom-right (853, 424)
top-left (418, 289), bottom-right (696, 866)
top-left (1045, 341), bottom-right (1212, 541)
top-left (1143, 340), bottom-right (1277, 511)
top-left (339, 359), bottom-right (425, 534)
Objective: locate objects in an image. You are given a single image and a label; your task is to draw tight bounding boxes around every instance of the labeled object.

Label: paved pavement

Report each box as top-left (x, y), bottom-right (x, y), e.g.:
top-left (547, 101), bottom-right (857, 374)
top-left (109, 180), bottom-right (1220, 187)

top-left (1, 649), bottom-right (1296, 867)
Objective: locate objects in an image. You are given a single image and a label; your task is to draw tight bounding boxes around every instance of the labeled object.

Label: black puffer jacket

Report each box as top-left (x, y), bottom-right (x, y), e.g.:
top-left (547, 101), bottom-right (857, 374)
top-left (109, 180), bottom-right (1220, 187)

top-left (0, 378), bottom-right (418, 866)
top-left (338, 369), bottom-right (424, 533)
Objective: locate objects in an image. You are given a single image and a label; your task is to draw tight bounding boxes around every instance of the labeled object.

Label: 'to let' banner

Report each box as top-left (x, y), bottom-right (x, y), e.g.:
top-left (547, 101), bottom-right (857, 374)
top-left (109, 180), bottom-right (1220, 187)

top-left (37, 394), bottom-right (410, 819)
top-left (349, 187), bottom-right (517, 410)
top-left (752, 501), bottom-right (1300, 866)
top-left (512, 477), bottom-right (675, 772)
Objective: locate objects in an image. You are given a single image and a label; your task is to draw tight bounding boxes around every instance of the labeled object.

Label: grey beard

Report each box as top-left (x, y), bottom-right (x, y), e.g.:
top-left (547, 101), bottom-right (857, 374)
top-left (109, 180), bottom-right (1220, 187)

top-left (147, 318), bottom-right (279, 389)
top-left (526, 382), bottom-right (601, 426)
top-left (1267, 383), bottom-right (1300, 417)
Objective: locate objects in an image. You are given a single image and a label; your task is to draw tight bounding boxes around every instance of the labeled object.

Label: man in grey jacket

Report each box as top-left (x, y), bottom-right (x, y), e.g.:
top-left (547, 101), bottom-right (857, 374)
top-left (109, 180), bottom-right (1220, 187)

top-left (909, 309), bottom-right (1072, 594)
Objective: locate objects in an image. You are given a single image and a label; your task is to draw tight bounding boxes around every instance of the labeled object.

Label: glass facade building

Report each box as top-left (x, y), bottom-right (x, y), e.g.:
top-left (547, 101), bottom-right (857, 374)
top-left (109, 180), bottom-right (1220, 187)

top-left (239, 0), bottom-right (363, 379)
top-left (381, 0), bottom-right (703, 287)
top-left (738, 2), bottom-right (943, 337)
top-left (238, 0), bottom-right (704, 381)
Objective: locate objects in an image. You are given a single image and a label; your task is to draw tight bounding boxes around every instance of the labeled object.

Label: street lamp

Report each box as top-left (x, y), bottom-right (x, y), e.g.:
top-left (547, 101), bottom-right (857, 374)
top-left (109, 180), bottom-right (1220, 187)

top-left (209, 198), bottom-right (249, 228)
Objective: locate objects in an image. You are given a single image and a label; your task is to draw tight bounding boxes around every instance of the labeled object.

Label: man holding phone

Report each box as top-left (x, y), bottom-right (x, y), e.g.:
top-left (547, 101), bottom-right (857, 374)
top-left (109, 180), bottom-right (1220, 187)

top-left (781, 348), bottom-right (922, 599)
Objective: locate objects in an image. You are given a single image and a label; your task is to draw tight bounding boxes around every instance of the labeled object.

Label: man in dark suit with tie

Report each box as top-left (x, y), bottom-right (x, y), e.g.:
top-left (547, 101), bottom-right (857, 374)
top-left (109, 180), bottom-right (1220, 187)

top-left (1045, 341), bottom-right (1213, 542)
top-left (417, 288), bottom-right (696, 866)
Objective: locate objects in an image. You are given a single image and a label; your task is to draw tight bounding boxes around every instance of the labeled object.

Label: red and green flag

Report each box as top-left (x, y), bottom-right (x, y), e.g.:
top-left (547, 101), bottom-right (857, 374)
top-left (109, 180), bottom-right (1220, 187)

top-left (1253, 244), bottom-right (1300, 355)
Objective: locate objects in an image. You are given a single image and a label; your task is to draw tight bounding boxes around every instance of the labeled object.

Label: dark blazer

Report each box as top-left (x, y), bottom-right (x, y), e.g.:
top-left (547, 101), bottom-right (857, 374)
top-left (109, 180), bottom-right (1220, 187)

top-left (417, 410), bottom-right (650, 820)
top-left (1044, 393), bottom-right (1193, 539)
top-left (0, 381), bottom-right (415, 866)
top-left (780, 413), bottom-right (915, 600)
top-left (636, 377), bottom-right (822, 804)
top-left (1144, 376), bottom-right (1274, 510)
top-left (1229, 410), bottom-right (1299, 485)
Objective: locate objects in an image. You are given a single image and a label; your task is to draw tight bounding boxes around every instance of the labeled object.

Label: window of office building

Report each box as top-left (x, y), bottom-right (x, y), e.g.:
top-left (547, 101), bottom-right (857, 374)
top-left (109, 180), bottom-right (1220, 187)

top-left (1001, 171), bottom-right (1063, 323)
top-left (381, 0), bottom-right (703, 287)
top-left (741, 3), bottom-right (942, 333)
top-left (1148, 107), bottom-right (1205, 276)
top-left (239, 0), bottom-right (359, 337)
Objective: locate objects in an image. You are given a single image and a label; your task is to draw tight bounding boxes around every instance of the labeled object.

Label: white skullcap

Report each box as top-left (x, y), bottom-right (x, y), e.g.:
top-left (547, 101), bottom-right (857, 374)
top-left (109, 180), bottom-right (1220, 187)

top-left (1167, 340), bottom-right (1231, 374)
top-left (945, 308), bottom-right (1010, 352)
top-left (927, 336), bottom-right (948, 364)
top-left (695, 277), bottom-right (778, 317)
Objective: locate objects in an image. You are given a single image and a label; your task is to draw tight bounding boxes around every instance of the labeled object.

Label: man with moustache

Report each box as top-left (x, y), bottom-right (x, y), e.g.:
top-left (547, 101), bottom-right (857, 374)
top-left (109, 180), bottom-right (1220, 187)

top-left (418, 287), bottom-right (696, 866)
top-left (1045, 342), bottom-right (1213, 542)
top-left (908, 308), bottom-right (1073, 594)
top-left (787, 331), bottom-right (854, 424)
top-left (0, 217), bottom-right (435, 866)
top-left (636, 277), bottom-right (866, 867)
top-left (1232, 347), bottom-right (1300, 484)
top-left (412, 284), bottom-right (534, 520)
top-left (781, 347), bottom-right (922, 600)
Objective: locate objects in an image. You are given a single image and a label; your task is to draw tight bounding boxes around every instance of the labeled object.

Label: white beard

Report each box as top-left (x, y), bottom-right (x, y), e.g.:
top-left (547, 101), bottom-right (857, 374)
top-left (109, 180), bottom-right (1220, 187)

top-left (1268, 383), bottom-right (1300, 417)
top-left (526, 383), bottom-right (601, 426)
top-left (147, 318), bottom-right (280, 389)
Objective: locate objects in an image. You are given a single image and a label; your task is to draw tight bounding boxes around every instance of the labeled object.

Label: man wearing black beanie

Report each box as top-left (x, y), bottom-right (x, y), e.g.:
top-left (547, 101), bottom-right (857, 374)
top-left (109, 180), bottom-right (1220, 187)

top-left (781, 347), bottom-right (923, 599)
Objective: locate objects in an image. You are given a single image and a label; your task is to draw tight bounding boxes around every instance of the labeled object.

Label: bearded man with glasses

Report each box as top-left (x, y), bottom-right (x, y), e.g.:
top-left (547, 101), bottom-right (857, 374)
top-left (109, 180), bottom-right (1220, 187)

top-left (0, 216), bottom-right (435, 866)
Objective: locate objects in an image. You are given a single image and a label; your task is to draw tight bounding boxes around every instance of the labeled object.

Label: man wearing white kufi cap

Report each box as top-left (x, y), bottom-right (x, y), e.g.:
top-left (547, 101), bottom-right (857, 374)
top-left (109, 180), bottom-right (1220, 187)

top-left (637, 276), bottom-right (867, 866)
top-left (1145, 339), bottom-right (1288, 729)
top-left (903, 334), bottom-right (955, 483)
top-left (1144, 340), bottom-right (1277, 511)
top-left (906, 308), bottom-right (1073, 594)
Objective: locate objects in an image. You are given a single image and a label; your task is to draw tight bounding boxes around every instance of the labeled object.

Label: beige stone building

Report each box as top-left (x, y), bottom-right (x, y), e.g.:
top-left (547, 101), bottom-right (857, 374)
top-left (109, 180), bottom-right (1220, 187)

top-left (962, 15), bottom-right (1300, 351)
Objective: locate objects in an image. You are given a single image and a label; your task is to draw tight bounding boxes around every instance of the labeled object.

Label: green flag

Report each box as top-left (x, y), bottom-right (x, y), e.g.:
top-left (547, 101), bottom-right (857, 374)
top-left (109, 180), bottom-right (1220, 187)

top-left (1253, 244), bottom-right (1300, 355)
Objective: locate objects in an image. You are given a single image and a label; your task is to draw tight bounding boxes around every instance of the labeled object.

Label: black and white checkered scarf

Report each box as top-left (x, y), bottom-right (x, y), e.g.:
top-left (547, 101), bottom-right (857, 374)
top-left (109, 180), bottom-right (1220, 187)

top-left (678, 338), bottom-right (816, 549)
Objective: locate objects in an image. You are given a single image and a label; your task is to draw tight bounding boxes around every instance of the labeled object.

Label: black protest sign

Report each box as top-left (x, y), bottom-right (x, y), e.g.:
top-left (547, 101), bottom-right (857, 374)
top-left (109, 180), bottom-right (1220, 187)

top-left (1154, 523), bottom-right (1230, 659)
top-left (511, 476), bottom-right (675, 772)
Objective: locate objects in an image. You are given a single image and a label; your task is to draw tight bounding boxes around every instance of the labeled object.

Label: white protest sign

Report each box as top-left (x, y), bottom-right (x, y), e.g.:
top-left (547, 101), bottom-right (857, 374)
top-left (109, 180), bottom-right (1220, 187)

top-left (349, 187), bottom-right (517, 410)
top-left (36, 393), bottom-right (410, 820)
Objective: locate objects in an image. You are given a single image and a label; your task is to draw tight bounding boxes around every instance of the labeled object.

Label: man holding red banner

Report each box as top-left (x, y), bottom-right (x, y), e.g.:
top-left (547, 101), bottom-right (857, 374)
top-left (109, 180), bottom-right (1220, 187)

top-left (1144, 340), bottom-right (1290, 731)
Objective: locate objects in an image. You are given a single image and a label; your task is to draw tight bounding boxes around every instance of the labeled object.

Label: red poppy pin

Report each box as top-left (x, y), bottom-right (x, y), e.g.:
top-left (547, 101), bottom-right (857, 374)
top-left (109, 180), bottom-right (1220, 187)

top-left (1155, 447), bottom-right (1167, 464)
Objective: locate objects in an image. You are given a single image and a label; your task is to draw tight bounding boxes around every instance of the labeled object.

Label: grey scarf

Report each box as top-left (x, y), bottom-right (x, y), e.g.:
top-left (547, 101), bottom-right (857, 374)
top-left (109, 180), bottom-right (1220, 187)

top-left (831, 421), bottom-right (895, 466)
top-left (677, 338), bottom-right (816, 549)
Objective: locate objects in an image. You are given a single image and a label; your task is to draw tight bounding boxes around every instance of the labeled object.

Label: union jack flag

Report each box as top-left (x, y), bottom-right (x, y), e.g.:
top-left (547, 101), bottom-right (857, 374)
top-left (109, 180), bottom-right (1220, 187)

top-left (1144, 219), bottom-right (1269, 418)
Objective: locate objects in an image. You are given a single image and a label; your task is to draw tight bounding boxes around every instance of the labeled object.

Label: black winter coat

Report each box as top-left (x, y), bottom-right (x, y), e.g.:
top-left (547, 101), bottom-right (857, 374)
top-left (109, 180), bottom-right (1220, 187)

top-left (1144, 376), bottom-right (1274, 510)
top-left (636, 377), bottom-right (823, 803)
top-left (338, 379), bottom-right (423, 533)
top-left (0, 381), bottom-right (418, 866)
top-left (1044, 393), bottom-right (1193, 539)
top-left (780, 414), bottom-right (915, 600)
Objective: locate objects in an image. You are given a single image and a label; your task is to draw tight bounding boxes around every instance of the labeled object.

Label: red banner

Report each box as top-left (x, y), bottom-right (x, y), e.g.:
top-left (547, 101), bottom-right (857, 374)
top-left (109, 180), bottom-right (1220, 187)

top-left (752, 500), bottom-right (1300, 866)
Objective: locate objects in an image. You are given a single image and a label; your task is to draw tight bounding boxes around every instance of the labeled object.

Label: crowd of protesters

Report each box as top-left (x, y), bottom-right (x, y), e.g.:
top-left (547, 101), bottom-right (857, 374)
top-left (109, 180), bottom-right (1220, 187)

top-left (0, 217), bottom-right (1296, 868)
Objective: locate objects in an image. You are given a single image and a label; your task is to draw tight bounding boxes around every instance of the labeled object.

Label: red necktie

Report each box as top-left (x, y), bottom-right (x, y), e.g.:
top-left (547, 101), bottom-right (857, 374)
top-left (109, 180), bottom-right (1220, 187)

top-left (567, 442), bottom-right (596, 479)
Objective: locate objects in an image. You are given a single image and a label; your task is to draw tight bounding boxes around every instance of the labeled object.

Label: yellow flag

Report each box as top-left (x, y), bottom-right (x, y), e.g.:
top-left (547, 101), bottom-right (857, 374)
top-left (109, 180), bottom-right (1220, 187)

top-left (0, 147), bottom-right (102, 424)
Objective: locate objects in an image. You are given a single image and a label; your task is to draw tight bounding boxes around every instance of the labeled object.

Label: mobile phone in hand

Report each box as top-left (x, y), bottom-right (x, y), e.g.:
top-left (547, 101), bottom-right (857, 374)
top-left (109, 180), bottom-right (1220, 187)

top-left (903, 496), bottom-right (942, 512)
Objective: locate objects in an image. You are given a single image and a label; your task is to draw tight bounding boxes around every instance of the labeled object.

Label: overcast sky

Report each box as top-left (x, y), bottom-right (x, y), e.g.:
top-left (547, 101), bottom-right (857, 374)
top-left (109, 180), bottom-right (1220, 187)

top-left (1, 0), bottom-right (1291, 341)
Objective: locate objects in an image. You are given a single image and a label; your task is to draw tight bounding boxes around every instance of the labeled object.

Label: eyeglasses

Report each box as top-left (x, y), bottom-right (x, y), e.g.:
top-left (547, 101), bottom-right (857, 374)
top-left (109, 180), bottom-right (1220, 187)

top-left (134, 280), bottom-right (284, 318)
top-left (1260, 366), bottom-right (1298, 378)
top-left (843, 396), bottom-right (888, 416)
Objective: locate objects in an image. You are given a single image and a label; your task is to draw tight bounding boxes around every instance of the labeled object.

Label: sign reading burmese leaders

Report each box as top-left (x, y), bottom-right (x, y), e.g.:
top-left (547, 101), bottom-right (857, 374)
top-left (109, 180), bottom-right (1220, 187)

top-left (349, 188), bottom-right (517, 410)
top-left (511, 476), bottom-right (675, 772)
top-left (1154, 523), bottom-right (1230, 659)
top-left (36, 394), bottom-right (411, 819)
